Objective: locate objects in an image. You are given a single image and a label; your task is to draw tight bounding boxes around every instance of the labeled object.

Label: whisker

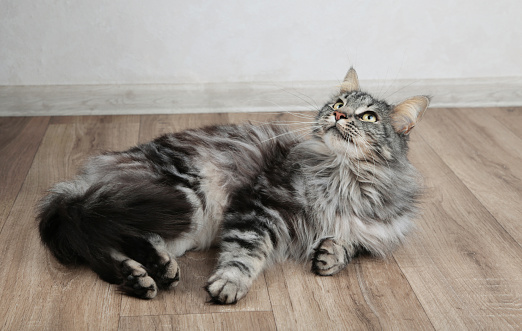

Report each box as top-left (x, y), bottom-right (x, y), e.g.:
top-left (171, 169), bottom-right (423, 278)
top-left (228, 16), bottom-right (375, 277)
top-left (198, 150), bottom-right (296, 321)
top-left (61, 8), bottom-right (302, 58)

top-left (256, 111), bottom-right (317, 120)
top-left (249, 120), bottom-right (317, 126)
top-left (257, 126), bottom-right (312, 145)
top-left (277, 87), bottom-right (321, 111)
top-left (383, 79), bottom-right (421, 100)
top-left (379, 52), bottom-right (408, 100)
top-left (362, 138), bottom-right (391, 171)
top-left (339, 138), bottom-right (350, 197)
top-left (356, 137), bottom-right (378, 186)
top-left (357, 136), bottom-right (392, 184)
top-left (240, 98), bottom-right (318, 113)
top-left (282, 112), bottom-right (317, 120)
top-left (353, 139), bottom-right (361, 176)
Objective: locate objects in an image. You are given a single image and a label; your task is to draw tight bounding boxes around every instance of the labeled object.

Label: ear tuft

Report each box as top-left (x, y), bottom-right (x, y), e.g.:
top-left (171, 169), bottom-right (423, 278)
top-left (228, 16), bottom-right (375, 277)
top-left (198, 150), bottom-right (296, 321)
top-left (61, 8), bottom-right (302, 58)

top-left (340, 67), bottom-right (360, 93)
top-left (391, 96), bottom-right (430, 135)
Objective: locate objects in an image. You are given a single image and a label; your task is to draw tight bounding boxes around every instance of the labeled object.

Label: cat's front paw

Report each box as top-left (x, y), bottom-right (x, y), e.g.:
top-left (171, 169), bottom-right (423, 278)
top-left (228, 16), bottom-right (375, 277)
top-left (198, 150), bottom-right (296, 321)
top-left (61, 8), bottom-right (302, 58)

top-left (205, 270), bottom-right (251, 304)
top-left (312, 238), bottom-right (350, 276)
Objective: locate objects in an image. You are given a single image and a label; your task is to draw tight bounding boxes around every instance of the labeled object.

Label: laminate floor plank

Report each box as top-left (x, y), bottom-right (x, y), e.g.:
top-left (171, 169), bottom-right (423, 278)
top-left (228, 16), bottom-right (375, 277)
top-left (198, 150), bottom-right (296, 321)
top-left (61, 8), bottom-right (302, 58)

top-left (265, 258), bottom-right (434, 330)
top-left (393, 131), bottom-right (522, 329)
top-left (489, 107), bottom-right (522, 139)
top-left (418, 108), bottom-right (522, 244)
top-left (118, 311), bottom-right (276, 331)
top-left (0, 115), bottom-right (140, 330)
top-left (0, 116), bottom-right (49, 229)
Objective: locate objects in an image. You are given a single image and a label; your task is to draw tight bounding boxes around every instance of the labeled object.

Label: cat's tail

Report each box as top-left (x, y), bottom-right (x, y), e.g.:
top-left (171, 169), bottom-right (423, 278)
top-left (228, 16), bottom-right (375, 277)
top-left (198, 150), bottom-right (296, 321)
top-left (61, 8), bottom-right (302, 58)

top-left (37, 180), bottom-right (95, 266)
top-left (37, 176), bottom-right (193, 282)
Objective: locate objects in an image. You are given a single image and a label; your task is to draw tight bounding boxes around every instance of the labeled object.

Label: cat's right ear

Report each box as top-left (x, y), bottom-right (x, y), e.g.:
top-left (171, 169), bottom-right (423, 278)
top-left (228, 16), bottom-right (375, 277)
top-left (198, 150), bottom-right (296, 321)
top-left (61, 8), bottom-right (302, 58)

top-left (340, 67), bottom-right (360, 93)
top-left (391, 96), bottom-right (430, 135)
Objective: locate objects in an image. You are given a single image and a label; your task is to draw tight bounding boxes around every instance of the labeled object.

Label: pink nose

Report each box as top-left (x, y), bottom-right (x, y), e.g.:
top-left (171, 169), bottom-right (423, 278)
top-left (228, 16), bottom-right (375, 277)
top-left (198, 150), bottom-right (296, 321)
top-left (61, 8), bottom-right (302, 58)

top-left (333, 111), bottom-right (347, 121)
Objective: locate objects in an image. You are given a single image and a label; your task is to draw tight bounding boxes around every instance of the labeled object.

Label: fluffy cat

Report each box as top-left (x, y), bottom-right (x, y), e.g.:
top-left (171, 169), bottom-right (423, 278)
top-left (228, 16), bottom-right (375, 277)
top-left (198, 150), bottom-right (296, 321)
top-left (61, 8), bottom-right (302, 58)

top-left (38, 68), bottom-right (429, 304)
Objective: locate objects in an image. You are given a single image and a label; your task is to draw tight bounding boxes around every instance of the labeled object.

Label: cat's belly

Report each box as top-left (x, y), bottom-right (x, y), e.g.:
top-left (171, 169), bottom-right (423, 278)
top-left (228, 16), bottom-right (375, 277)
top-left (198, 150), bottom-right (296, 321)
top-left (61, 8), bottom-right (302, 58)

top-left (166, 162), bottom-right (232, 257)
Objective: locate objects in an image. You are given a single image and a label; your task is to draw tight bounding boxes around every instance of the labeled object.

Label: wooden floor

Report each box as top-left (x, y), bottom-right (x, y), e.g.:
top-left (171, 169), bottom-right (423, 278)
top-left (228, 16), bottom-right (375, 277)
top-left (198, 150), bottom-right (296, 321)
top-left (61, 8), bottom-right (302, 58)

top-left (0, 108), bottom-right (521, 330)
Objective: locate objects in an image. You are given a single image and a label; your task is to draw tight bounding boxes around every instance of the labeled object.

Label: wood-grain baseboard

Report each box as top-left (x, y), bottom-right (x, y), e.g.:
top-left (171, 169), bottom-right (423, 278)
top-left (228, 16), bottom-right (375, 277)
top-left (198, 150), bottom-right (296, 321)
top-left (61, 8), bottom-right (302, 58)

top-left (1, 77), bottom-right (521, 117)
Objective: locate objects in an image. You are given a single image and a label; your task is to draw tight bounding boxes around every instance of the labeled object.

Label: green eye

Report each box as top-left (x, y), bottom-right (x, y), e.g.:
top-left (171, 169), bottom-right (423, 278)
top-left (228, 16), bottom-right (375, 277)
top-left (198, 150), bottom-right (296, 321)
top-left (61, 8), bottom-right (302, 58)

top-left (360, 112), bottom-right (377, 122)
top-left (332, 101), bottom-right (344, 110)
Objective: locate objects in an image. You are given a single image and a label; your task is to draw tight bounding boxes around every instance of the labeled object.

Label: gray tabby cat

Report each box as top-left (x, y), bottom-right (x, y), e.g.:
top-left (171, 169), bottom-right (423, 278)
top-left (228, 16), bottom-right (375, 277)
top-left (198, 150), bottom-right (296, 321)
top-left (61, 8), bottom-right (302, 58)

top-left (38, 68), bottom-right (429, 304)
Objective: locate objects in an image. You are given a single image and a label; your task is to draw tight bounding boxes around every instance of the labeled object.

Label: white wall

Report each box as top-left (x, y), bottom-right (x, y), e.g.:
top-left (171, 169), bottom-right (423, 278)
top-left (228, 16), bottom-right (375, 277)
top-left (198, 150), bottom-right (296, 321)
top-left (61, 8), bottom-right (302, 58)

top-left (1, 0), bottom-right (521, 86)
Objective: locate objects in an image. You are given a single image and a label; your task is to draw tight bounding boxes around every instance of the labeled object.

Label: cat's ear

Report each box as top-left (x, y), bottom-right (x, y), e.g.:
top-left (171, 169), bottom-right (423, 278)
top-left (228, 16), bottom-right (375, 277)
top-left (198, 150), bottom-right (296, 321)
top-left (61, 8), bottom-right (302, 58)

top-left (340, 67), bottom-right (360, 93)
top-left (391, 96), bottom-right (430, 135)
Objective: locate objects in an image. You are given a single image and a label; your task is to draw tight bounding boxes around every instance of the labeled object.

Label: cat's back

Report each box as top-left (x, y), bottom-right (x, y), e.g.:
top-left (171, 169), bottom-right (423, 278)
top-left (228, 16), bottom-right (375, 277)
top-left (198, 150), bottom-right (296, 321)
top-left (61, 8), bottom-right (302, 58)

top-left (154, 122), bottom-right (301, 188)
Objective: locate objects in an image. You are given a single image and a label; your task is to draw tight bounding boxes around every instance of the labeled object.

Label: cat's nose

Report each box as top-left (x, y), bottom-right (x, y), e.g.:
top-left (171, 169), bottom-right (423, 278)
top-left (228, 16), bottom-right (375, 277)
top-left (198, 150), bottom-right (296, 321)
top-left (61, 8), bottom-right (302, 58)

top-left (333, 111), bottom-right (347, 121)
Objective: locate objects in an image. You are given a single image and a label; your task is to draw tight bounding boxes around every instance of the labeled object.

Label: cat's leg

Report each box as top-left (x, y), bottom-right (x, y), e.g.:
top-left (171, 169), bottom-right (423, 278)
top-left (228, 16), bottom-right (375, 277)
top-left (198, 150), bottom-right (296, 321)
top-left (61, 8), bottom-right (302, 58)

top-left (205, 218), bottom-right (278, 304)
top-left (121, 234), bottom-right (181, 290)
top-left (145, 234), bottom-right (181, 289)
top-left (311, 237), bottom-right (352, 276)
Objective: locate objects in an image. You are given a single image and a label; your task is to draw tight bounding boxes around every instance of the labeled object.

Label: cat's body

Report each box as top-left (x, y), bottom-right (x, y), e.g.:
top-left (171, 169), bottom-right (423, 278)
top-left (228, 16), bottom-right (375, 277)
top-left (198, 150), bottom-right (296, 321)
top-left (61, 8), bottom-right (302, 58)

top-left (38, 68), bottom-right (429, 304)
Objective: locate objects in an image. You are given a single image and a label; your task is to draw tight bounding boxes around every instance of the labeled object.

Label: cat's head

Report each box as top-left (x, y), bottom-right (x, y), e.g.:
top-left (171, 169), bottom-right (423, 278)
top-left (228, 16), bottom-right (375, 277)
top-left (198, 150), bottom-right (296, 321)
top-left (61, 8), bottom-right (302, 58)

top-left (315, 68), bottom-right (430, 161)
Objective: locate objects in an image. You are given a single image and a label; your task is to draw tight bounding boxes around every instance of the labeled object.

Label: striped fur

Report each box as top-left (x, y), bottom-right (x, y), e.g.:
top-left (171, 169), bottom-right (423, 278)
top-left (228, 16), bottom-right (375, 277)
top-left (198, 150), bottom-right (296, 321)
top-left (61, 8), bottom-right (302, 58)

top-left (37, 68), bottom-right (429, 304)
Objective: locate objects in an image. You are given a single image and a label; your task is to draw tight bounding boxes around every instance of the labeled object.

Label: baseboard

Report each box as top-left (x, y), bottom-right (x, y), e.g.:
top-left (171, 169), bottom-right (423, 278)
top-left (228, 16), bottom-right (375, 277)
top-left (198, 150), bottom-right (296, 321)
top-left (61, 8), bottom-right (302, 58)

top-left (1, 77), bottom-right (521, 117)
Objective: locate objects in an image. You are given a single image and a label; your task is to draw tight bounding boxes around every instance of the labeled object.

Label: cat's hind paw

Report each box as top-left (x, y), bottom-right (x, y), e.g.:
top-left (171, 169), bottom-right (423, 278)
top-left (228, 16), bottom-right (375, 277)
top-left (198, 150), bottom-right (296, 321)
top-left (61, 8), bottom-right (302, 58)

top-left (120, 259), bottom-right (158, 299)
top-left (205, 270), bottom-right (251, 304)
top-left (147, 251), bottom-right (180, 289)
top-left (312, 238), bottom-right (350, 276)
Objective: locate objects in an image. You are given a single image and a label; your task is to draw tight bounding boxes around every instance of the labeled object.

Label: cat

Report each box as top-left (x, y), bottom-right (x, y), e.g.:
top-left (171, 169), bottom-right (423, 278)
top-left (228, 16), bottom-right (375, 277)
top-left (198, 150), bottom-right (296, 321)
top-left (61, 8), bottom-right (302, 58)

top-left (38, 68), bottom-right (429, 304)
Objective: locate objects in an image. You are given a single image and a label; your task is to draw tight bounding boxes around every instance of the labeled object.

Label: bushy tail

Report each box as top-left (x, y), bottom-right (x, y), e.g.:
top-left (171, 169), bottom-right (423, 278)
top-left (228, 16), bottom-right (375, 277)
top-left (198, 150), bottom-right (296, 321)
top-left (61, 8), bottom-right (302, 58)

top-left (38, 182), bottom-right (94, 266)
top-left (37, 177), bottom-right (193, 282)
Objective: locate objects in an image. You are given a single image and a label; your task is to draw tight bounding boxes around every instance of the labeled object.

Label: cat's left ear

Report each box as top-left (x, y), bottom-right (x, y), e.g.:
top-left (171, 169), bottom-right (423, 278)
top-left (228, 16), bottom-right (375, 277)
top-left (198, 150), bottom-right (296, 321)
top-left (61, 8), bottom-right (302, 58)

top-left (340, 67), bottom-right (360, 93)
top-left (391, 96), bottom-right (430, 135)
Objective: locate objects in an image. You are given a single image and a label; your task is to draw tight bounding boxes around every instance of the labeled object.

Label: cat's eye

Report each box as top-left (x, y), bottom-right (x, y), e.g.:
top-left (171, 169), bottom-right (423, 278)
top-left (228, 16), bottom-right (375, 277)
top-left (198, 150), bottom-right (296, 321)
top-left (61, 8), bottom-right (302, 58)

top-left (332, 101), bottom-right (344, 110)
top-left (360, 112), bottom-right (378, 122)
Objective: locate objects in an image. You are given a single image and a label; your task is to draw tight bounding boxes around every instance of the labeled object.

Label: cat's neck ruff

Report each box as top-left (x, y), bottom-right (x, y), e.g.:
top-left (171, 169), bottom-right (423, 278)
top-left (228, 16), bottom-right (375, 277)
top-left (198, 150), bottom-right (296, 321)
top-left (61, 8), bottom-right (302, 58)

top-left (295, 137), bottom-right (409, 220)
top-left (295, 138), bottom-right (388, 185)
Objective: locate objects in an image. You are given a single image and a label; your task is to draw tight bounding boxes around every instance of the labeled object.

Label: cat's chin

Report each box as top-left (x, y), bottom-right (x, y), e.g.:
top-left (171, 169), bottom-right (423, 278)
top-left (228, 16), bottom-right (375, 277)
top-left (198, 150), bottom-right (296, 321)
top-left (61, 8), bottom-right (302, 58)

top-left (323, 129), bottom-right (352, 151)
top-left (323, 129), bottom-right (371, 159)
